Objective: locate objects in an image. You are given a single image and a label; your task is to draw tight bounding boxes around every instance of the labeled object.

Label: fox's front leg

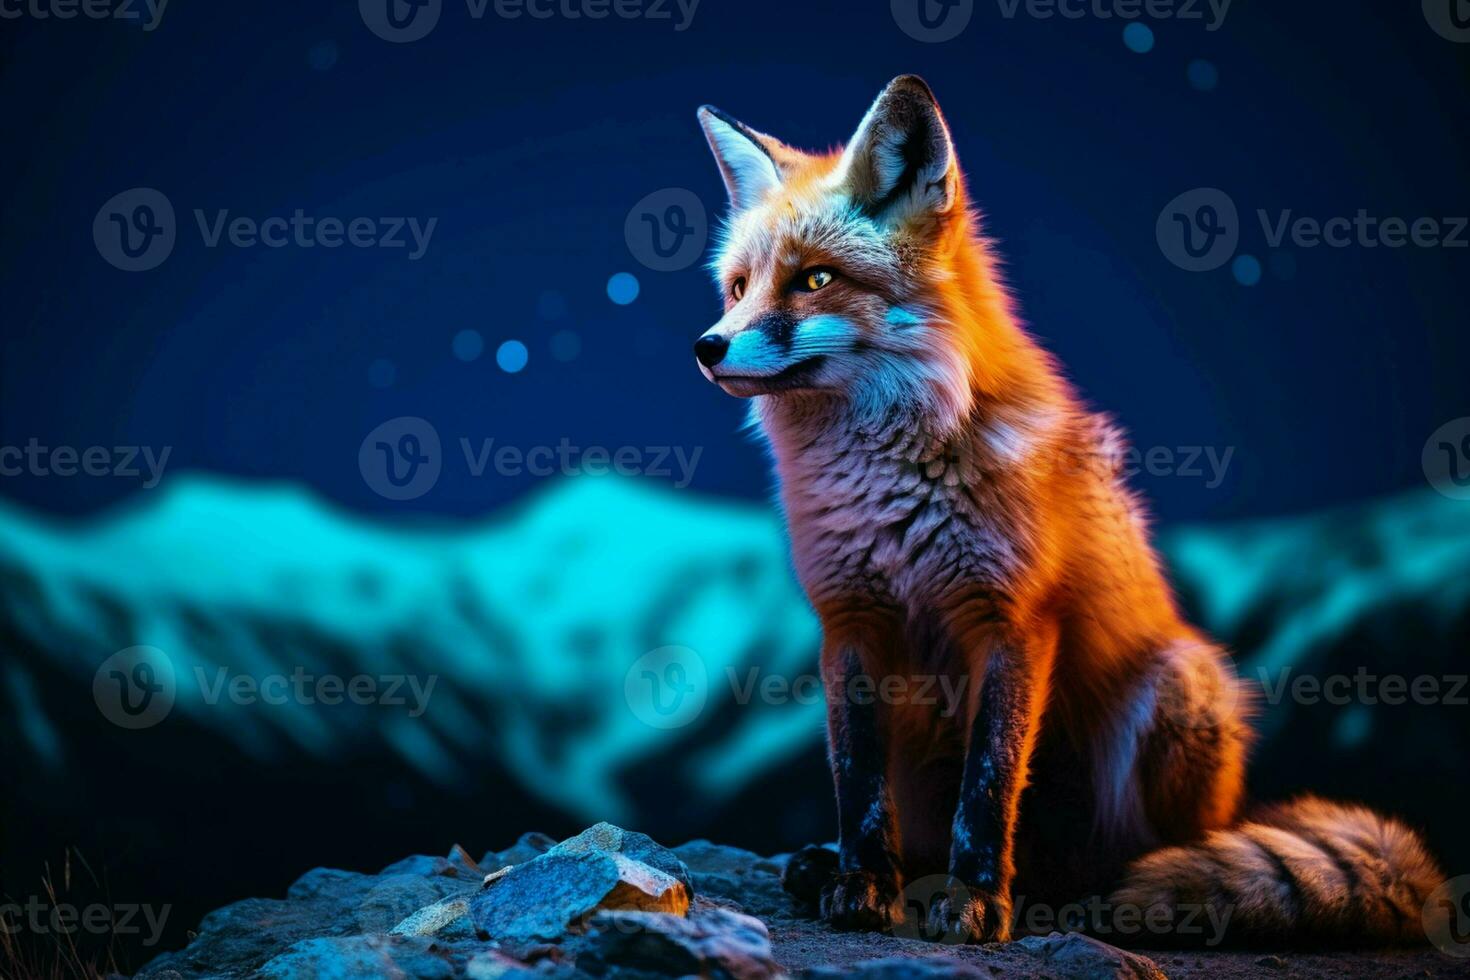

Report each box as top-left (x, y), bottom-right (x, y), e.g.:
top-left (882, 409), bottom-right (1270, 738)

top-left (818, 607), bottom-right (905, 931)
top-left (931, 616), bottom-right (1052, 944)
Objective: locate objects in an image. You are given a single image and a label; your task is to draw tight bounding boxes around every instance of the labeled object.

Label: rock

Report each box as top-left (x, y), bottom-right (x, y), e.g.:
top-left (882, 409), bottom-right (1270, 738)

top-left (800, 957), bottom-right (990, 979)
top-left (547, 822), bottom-right (694, 894)
top-left (287, 867), bottom-right (376, 902)
top-left (380, 855), bottom-right (478, 880)
top-left (670, 839), bottom-right (767, 875)
top-left (673, 840), bottom-right (793, 919)
top-left (358, 874), bottom-right (480, 935)
top-left (484, 831), bottom-right (557, 869)
top-left (136, 829), bottom-right (1462, 980)
top-left (257, 935), bottom-right (516, 979)
top-left (449, 844), bottom-right (485, 877)
top-left (465, 950), bottom-right (542, 979)
top-left (392, 896), bottom-right (474, 939)
top-left (1015, 932), bottom-right (1166, 980)
top-left (578, 908), bottom-right (779, 980)
top-left (469, 852), bottom-right (689, 945)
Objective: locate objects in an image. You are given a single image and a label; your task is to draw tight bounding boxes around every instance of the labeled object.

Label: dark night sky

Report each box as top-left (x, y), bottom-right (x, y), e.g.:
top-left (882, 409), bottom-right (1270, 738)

top-left (1, 0), bottom-right (1467, 524)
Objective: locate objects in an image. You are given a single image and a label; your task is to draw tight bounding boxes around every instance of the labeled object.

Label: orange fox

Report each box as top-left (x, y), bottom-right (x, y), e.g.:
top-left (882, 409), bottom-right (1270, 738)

top-left (692, 76), bottom-right (1442, 946)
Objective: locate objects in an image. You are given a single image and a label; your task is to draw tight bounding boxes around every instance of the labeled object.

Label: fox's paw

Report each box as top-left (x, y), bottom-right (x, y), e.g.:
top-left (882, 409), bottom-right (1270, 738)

top-left (781, 845), bottom-right (839, 907)
top-left (924, 882), bottom-right (1012, 944)
top-left (819, 870), bottom-right (902, 932)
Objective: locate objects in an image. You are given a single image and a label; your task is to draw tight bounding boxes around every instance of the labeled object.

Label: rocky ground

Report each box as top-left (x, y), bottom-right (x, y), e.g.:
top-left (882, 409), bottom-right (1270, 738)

top-left (134, 823), bottom-right (1467, 979)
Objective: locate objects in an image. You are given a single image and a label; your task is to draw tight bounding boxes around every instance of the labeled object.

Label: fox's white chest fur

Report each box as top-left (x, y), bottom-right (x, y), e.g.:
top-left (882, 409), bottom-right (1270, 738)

top-left (760, 402), bottom-right (1029, 613)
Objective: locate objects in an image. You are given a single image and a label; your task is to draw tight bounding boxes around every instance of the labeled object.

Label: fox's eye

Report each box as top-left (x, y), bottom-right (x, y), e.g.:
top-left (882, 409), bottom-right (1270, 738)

top-left (731, 277), bottom-right (747, 301)
top-left (797, 268), bottom-right (836, 292)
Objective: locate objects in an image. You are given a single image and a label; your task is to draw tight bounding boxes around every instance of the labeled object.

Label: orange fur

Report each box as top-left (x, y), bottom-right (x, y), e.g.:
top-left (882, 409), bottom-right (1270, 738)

top-left (696, 76), bottom-right (1442, 948)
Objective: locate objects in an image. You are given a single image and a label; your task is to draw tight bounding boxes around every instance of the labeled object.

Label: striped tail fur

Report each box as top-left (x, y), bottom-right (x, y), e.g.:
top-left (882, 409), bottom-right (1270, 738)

top-left (1110, 796), bottom-right (1443, 947)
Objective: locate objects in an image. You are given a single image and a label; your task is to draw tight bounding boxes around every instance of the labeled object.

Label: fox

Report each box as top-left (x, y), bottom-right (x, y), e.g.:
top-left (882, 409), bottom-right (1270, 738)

top-left (690, 75), bottom-right (1443, 947)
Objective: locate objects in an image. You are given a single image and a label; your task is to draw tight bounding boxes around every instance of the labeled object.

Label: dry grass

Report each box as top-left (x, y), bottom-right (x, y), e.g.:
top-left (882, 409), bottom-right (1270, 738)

top-left (0, 849), bottom-right (130, 980)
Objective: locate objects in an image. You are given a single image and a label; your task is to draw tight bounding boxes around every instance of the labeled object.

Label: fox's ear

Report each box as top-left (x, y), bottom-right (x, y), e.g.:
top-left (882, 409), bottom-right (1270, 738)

top-left (836, 75), bottom-right (958, 227)
top-left (697, 105), bottom-right (796, 212)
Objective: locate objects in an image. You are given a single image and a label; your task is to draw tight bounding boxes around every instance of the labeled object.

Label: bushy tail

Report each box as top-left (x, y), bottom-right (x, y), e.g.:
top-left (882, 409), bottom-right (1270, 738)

top-left (1110, 797), bottom-right (1443, 948)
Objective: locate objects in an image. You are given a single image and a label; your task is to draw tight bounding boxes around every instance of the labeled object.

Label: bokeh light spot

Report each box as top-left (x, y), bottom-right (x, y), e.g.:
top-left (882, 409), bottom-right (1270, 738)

top-left (497, 340), bottom-right (529, 374)
top-left (308, 41), bottom-right (339, 72)
top-left (550, 329), bottom-right (582, 363)
top-left (368, 358), bottom-right (396, 389)
top-left (452, 329), bottom-right (484, 362)
top-left (1232, 254), bottom-right (1263, 287)
top-left (1123, 23), bottom-right (1155, 54)
top-left (607, 272), bottom-right (641, 306)
top-left (1187, 59), bottom-right (1219, 91)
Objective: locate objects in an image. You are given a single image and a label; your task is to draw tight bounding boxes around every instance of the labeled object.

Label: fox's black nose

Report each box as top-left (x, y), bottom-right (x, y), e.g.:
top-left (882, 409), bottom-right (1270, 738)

top-left (694, 334), bottom-right (729, 368)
